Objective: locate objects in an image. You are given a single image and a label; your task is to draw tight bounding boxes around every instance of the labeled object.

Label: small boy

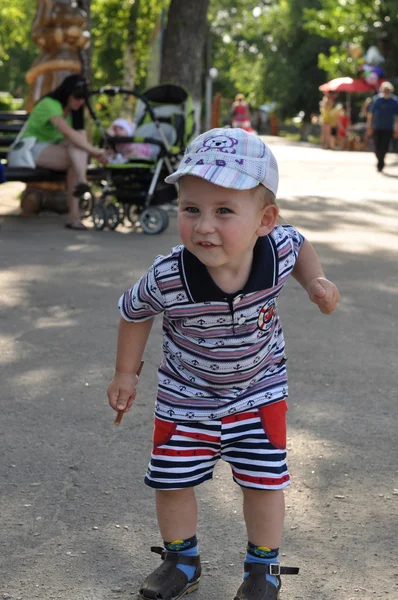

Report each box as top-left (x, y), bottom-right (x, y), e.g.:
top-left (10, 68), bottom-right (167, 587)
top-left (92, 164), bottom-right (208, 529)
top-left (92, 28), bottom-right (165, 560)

top-left (107, 128), bottom-right (340, 600)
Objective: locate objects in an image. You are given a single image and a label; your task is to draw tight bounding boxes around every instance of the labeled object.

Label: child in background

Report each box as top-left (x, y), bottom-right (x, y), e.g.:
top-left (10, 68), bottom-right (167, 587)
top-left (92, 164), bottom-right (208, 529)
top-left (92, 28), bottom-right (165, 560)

top-left (106, 118), bottom-right (135, 164)
top-left (106, 118), bottom-right (158, 163)
top-left (107, 128), bottom-right (340, 600)
top-left (230, 94), bottom-right (253, 132)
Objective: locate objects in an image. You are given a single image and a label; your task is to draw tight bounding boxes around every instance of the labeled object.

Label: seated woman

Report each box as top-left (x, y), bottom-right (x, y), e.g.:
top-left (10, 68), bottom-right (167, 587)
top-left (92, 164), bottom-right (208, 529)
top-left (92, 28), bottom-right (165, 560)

top-left (21, 74), bottom-right (107, 230)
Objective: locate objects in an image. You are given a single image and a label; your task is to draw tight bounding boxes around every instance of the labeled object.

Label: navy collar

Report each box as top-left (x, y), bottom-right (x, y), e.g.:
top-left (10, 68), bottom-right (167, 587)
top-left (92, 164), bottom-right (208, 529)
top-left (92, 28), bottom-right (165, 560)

top-left (179, 234), bottom-right (278, 302)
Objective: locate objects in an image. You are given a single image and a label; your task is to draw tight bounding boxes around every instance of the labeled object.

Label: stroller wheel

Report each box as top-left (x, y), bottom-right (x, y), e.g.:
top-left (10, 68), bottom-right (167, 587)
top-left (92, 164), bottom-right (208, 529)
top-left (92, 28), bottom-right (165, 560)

top-left (140, 207), bottom-right (169, 235)
top-left (106, 204), bottom-right (121, 230)
top-left (79, 189), bottom-right (95, 219)
top-left (92, 205), bottom-right (106, 230)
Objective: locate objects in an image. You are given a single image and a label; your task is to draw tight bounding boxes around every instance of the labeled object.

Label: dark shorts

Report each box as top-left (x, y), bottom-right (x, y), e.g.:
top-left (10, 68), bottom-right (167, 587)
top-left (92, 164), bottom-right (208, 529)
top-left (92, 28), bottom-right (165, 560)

top-left (145, 401), bottom-right (290, 491)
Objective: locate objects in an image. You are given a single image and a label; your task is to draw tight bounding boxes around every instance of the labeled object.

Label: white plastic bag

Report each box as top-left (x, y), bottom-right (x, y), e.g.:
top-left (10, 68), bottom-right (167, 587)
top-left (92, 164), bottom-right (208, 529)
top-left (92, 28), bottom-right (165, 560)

top-left (7, 136), bottom-right (37, 169)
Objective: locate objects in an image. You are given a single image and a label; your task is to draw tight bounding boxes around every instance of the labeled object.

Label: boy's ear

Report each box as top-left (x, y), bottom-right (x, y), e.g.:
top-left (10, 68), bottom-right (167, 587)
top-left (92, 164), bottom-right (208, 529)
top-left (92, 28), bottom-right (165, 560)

top-left (257, 204), bottom-right (279, 236)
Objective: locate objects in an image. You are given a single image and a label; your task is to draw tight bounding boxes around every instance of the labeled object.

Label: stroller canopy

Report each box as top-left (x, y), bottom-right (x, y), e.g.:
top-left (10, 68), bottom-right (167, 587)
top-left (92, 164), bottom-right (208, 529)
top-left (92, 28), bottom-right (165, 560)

top-left (135, 84), bottom-right (195, 149)
top-left (143, 84), bottom-right (190, 105)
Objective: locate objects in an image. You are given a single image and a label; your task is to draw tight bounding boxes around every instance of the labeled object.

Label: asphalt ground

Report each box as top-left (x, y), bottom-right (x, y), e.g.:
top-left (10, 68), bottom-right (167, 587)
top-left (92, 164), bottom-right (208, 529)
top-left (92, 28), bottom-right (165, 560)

top-left (1, 138), bottom-right (397, 600)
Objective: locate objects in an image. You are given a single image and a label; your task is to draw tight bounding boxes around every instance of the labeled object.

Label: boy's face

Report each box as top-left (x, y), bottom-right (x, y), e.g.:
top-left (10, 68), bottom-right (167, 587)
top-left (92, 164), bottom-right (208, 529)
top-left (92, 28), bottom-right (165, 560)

top-left (177, 176), bottom-right (278, 273)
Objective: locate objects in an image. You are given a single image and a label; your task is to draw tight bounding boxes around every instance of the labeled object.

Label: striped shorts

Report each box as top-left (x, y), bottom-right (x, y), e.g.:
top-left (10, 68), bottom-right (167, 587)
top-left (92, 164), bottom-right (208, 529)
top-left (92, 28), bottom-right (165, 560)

top-left (145, 400), bottom-right (290, 491)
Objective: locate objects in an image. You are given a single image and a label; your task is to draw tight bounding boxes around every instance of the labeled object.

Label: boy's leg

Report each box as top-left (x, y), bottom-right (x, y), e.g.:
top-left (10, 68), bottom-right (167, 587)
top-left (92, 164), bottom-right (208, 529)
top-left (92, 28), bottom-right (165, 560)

top-left (140, 413), bottom-right (222, 600)
top-left (243, 488), bottom-right (284, 549)
top-left (139, 488), bottom-right (201, 599)
top-left (235, 488), bottom-right (299, 600)
top-left (242, 488), bottom-right (284, 591)
top-left (156, 488), bottom-right (198, 541)
top-left (221, 404), bottom-right (298, 599)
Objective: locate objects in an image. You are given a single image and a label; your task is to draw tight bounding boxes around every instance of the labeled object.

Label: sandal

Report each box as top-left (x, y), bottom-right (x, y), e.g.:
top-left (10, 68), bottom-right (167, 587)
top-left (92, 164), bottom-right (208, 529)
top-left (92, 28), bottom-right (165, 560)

top-left (65, 221), bottom-right (88, 230)
top-left (234, 563), bottom-right (299, 600)
top-left (139, 546), bottom-right (201, 600)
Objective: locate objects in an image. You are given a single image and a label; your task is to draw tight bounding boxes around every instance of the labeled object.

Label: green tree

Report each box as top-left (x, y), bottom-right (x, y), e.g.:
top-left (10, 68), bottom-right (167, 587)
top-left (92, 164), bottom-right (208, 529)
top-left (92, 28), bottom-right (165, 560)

top-left (90, 0), bottom-right (169, 88)
top-left (304, 0), bottom-right (398, 80)
top-left (209, 0), bottom-right (330, 119)
top-left (0, 2), bottom-right (38, 94)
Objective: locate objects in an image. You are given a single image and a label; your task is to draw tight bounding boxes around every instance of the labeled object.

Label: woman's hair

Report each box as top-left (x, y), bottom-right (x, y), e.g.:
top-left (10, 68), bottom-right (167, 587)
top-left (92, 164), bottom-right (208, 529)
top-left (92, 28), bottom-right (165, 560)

top-left (235, 93), bottom-right (245, 102)
top-left (45, 74), bottom-right (88, 130)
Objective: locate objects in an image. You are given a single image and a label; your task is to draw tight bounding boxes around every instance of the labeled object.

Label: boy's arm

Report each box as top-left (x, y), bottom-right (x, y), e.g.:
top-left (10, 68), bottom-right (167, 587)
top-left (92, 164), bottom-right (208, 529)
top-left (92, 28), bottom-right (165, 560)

top-left (107, 317), bottom-right (154, 412)
top-left (292, 239), bottom-right (339, 314)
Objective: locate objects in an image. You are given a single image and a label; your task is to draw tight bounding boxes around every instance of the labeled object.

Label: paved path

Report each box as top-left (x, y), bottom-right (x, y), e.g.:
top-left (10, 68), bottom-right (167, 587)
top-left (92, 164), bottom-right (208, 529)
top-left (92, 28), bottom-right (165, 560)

top-left (1, 140), bottom-right (397, 600)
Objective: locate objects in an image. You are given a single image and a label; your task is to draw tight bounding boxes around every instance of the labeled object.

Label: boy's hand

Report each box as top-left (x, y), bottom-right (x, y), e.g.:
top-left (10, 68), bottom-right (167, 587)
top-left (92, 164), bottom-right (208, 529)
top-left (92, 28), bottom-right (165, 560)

top-left (306, 277), bottom-right (340, 314)
top-left (107, 371), bottom-right (139, 413)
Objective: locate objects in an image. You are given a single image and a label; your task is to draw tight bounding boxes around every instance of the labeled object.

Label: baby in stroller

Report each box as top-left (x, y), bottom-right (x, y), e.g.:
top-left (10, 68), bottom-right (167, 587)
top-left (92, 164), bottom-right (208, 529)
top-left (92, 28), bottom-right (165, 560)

top-left (106, 118), bottom-right (158, 163)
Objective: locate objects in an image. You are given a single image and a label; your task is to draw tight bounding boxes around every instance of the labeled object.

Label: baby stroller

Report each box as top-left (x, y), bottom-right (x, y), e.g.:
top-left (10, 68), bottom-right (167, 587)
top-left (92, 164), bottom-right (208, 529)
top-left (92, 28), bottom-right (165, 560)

top-left (86, 84), bottom-right (195, 234)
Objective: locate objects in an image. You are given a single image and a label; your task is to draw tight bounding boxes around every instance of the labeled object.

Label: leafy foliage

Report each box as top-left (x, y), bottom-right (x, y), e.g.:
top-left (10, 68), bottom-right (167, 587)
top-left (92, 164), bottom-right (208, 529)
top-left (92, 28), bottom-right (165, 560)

top-left (91, 0), bottom-right (169, 88)
top-left (304, 0), bottom-right (398, 80)
top-left (209, 0), bottom-right (330, 118)
top-left (0, 2), bottom-right (38, 93)
top-left (1, 0), bottom-right (396, 118)
top-left (0, 0), bottom-right (169, 95)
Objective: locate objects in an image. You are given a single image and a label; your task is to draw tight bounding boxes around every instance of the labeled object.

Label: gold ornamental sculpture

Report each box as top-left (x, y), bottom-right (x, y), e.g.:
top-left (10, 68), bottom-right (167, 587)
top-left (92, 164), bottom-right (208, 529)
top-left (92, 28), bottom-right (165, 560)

top-left (25, 0), bottom-right (90, 112)
top-left (21, 1), bottom-right (90, 215)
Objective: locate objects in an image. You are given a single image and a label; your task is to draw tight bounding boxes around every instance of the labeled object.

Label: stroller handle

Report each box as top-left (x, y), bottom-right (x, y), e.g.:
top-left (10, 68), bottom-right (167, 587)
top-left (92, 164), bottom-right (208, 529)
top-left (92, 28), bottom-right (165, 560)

top-left (89, 87), bottom-right (157, 121)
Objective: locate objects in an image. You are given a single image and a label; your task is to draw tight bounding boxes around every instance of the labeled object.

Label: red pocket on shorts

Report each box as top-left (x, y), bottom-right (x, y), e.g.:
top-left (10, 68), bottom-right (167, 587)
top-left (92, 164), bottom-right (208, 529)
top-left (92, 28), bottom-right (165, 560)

top-left (258, 400), bottom-right (288, 449)
top-left (153, 417), bottom-right (177, 448)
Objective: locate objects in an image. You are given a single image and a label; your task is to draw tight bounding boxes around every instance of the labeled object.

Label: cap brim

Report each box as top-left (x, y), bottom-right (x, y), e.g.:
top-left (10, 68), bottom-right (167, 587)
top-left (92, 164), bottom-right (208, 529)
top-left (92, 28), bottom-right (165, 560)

top-left (165, 164), bottom-right (259, 190)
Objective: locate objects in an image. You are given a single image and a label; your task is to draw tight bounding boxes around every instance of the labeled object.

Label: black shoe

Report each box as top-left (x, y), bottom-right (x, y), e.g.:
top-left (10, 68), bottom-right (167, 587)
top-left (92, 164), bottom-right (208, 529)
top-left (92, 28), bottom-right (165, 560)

top-left (139, 547), bottom-right (201, 600)
top-left (233, 563), bottom-right (299, 600)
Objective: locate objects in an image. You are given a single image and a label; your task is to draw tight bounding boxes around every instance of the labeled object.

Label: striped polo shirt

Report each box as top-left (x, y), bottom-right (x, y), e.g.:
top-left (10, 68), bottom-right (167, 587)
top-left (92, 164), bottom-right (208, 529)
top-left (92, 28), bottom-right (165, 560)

top-left (119, 224), bottom-right (304, 421)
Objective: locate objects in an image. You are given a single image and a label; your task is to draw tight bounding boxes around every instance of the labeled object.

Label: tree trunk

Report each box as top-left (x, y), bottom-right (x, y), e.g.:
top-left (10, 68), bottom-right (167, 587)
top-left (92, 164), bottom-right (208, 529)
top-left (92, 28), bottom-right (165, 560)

top-left (161, 0), bottom-right (210, 129)
top-left (121, 0), bottom-right (140, 118)
top-left (79, 0), bottom-right (92, 85)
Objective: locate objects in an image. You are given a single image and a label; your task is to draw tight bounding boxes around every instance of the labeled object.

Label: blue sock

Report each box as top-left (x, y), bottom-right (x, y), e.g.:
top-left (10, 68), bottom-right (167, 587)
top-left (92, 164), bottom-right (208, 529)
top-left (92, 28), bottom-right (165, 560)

top-left (244, 543), bottom-right (279, 589)
top-left (164, 536), bottom-right (198, 581)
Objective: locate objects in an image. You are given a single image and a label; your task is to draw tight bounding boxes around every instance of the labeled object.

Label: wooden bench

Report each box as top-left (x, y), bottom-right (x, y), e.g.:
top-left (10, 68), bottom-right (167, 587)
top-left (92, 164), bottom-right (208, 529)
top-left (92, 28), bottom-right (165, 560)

top-left (0, 110), bottom-right (104, 214)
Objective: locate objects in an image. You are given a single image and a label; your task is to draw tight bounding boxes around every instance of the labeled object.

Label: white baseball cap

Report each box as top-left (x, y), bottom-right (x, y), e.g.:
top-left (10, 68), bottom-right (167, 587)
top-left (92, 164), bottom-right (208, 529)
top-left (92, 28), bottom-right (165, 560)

top-left (165, 127), bottom-right (279, 196)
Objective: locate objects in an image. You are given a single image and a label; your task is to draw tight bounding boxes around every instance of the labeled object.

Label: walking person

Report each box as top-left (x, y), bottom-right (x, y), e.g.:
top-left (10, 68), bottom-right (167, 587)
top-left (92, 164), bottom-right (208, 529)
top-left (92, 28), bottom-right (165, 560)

top-left (230, 94), bottom-right (252, 131)
top-left (366, 81), bottom-right (398, 172)
top-left (107, 128), bottom-right (340, 600)
top-left (320, 93), bottom-right (342, 150)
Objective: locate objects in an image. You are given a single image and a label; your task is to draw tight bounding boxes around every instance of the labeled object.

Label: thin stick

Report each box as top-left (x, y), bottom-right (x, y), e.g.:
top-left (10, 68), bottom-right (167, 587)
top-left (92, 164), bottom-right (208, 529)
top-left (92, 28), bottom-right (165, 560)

top-left (114, 360), bottom-right (144, 426)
